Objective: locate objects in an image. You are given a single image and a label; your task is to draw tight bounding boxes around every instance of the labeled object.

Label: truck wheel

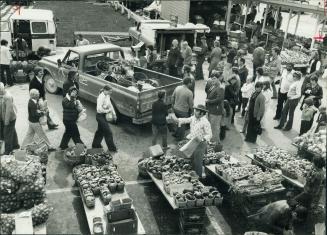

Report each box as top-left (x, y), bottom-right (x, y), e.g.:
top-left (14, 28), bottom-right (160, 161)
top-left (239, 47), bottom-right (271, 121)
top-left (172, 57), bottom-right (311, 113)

top-left (44, 73), bottom-right (59, 94)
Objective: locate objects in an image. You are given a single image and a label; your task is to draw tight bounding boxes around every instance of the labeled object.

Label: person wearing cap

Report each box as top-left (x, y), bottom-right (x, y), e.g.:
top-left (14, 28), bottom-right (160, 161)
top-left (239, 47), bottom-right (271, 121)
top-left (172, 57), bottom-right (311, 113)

top-left (274, 63), bottom-right (295, 120)
top-left (245, 82), bottom-right (265, 143)
top-left (63, 70), bottom-right (80, 97)
top-left (299, 98), bottom-right (317, 136)
top-left (92, 85), bottom-right (117, 152)
top-left (172, 77), bottom-right (194, 141)
top-left (0, 40), bottom-right (13, 87)
top-left (177, 104), bottom-right (212, 177)
top-left (22, 89), bottom-right (55, 150)
top-left (167, 39), bottom-right (182, 77)
top-left (195, 36), bottom-right (208, 80)
top-left (275, 71), bottom-right (302, 131)
top-left (59, 86), bottom-right (84, 150)
top-left (0, 82), bottom-right (19, 154)
top-left (208, 40), bottom-right (222, 76)
top-left (205, 71), bottom-right (225, 145)
top-left (29, 66), bottom-right (58, 130)
top-left (75, 34), bottom-right (90, 47)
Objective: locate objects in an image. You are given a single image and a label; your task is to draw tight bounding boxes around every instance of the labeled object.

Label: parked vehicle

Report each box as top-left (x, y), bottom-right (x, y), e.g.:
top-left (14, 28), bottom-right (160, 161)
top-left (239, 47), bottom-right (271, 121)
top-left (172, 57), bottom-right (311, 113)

top-left (38, 43), bottom-right (182, 124)
top-left (0, 9), bottom-right (57, 57)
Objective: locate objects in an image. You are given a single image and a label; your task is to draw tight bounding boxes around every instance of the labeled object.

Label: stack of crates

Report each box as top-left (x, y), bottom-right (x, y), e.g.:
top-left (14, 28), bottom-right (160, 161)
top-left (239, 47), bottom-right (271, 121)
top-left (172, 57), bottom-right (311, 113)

top-left (178, 207), bottom-right (206, 234)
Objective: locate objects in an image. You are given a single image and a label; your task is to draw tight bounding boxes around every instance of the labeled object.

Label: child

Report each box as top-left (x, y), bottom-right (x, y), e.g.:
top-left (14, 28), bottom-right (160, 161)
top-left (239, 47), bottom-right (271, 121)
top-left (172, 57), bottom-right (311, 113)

top-left (299, 98), bottom-right (317, 135)
top-left (240, 77), bottom-right (254, 117)
top-left (313, 106), bottom-right (327, 133)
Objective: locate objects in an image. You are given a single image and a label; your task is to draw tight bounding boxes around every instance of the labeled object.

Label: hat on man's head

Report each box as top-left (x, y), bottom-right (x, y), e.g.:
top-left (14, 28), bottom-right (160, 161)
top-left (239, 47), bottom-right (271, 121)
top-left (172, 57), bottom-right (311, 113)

top-left (194, 104), bottom-right (208, 113)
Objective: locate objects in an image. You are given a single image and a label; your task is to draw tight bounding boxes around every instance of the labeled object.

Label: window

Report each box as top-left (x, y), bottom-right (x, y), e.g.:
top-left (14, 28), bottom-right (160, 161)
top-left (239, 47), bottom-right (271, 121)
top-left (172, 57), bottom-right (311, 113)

top-left (31, 22), bottom-right (47, 34)
top-left (63, 51), bottom-right (79, 68)
top-left (0, 21), bottom-right (9, 32)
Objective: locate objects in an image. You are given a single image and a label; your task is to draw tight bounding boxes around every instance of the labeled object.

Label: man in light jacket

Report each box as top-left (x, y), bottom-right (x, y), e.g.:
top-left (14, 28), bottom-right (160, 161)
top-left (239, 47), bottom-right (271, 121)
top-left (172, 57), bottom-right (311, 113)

top-left (0, 82), bottom-right (19, 154)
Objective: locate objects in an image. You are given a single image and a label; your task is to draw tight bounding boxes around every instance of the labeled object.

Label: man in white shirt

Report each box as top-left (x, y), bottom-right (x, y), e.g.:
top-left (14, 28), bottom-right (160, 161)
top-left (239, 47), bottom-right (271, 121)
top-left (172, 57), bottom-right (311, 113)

top-left (274, 71), bottom-right (302, 131)
top-left (0, 40), bottom-right (13, 86)
top-left (274, 63), bottom-right (294, 120)
top-left (75, 34), bottom-right (90, 47)
top-left (177, 104), bottom-right (212, 177)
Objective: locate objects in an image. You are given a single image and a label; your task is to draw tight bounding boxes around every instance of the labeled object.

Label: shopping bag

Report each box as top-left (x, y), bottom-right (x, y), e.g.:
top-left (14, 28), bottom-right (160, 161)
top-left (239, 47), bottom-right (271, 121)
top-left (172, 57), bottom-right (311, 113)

top-left (105, 111), bottom-right (117, 123)
top-left (39, 115), bottom-right (47, 125)
top-left (77, 110), bottom-right (87, 122)
top-left (179, 137), bottom-right (201, 158)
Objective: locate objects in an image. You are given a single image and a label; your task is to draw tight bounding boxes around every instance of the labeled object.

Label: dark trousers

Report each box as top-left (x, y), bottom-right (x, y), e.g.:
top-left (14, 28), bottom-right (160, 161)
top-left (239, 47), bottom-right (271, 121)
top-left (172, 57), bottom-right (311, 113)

top-left (279, 98), bottom-right (299, 129)
top-left (241, 97), bottom-right (249, 117)
top-left (152, 124), bottom-right (167, 148)
top-left (173, 109), bottom-right (190, 141)
top-left (0, 64), bottom-right (13, 86)
top-left (275, 90), bottom-right (288, 119)
top-left (0, 120), bottom-right (19, 154)
top-left (92, 113), bottom-right (117, 151)
top-left (168, 66), bottom-right (178, 77)
top-left (230, 103), bottom-right (236, 124)
top-left (47, 112), bottom-right (56, 127)
top-left (195, 60), bottom-right (205, 80)
top-left (59, 121), bottom-right (83, 149)
top-left (299, 120), bottom-right (313, 136)
top-left (271, 77), bottom-right (277, 98)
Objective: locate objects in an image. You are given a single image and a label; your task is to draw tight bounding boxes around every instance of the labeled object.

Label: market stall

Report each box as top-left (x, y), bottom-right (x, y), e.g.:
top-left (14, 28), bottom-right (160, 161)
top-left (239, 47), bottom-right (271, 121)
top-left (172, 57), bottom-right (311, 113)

top-left (138, 149), bottom-right (223, 234)
top-left (68, 148), bottom-right (145, 235)
top-left (0, 153), bottom-right (50, 234)
top-left (203, 148), bottom-right (285, 216)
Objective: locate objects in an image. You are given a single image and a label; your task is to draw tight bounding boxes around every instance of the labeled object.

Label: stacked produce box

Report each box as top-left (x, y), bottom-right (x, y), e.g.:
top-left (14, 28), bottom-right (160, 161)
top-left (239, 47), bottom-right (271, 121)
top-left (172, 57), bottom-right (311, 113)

top-left (0, 155), bottom-right (52, 234)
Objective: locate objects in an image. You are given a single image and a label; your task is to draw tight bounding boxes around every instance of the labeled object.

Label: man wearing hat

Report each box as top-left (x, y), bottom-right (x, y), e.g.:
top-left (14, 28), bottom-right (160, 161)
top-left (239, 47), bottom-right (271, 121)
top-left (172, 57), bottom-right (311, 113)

top-left (29, 66), bottom-right (58, 130)
top-left (59, 86), bottom-right (84, 150)
top-left (195, 36), bottom-right (208, 80)
top-left (177, 104), bottom-right (212, 177)
top-left (275, 71), bottom-right (302, 131)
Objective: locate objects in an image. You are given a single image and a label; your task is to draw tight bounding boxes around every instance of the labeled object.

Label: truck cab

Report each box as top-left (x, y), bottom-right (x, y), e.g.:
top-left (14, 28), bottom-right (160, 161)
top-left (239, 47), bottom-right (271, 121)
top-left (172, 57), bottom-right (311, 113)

top-left (0, 9), bottom-right (57, 57)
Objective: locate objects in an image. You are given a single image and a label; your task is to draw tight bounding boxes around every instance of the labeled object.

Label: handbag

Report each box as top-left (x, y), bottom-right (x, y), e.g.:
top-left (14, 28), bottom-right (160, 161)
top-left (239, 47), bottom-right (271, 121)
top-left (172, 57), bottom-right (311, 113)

top-left (77, 110), bottom-right (87, 122)
top-left (105, 111), bottom-right (116, 123)
top-left (179, 137), bottom-right (201, 158)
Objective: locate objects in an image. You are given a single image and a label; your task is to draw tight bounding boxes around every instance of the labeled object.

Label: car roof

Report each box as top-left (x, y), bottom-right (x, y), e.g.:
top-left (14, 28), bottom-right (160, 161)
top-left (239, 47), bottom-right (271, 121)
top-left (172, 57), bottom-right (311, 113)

top-left (10, 9), bottom-right (54, 21)
top-left (71, 43), bottom-right (122, 55)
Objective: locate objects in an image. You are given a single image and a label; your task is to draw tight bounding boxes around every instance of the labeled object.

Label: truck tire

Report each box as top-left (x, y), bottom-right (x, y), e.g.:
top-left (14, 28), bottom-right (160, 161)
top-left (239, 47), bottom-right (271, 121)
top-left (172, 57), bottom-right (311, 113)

top-left (44, 73), bottom-right (59, 94)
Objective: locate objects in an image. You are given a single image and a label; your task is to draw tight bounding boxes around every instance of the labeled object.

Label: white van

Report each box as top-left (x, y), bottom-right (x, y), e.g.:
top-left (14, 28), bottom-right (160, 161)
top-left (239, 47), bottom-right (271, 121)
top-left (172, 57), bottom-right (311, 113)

top-left (0, 9), bottom-right (56, 56)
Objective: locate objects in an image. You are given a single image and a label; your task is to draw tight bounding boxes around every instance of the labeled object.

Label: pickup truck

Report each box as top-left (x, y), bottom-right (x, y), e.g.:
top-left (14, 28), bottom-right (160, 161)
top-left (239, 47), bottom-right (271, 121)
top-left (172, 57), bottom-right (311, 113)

top-left (38, 43), bottom-right (182, 124)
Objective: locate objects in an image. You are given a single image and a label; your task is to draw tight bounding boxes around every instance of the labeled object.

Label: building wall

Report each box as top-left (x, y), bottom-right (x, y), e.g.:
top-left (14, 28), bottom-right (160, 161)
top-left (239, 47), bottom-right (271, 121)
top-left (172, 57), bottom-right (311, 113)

top-left (161, 0), bottom-right (190, 24)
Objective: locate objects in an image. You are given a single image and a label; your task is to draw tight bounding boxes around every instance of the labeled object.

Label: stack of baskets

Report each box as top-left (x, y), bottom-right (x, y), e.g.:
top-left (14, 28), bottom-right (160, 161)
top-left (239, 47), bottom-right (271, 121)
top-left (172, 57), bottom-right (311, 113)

top-left (63, 144), bottom-right (87, 166)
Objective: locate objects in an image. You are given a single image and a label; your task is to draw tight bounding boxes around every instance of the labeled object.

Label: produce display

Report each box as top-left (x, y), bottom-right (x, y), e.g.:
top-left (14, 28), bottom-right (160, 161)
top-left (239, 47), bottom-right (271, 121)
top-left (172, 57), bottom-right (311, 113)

top-left (203, 146), bottom-right (231, 165)
top-left (138, 154), bottom-right (192, 180)
top-left (0, 155), bottom-right (47, 213)
top-left (73, 163), bottom-right (125, 208)
top-left (0, 203), bottom-right (52, 235)
top-left (294, 130), bottom-right (326, 157)
top-left (85, 150), bottom-right (113, 166)
top-left (215, 163), bottom-right (263, 182)
top-left (232, 171), bottom-right (284, 195)
top-left (254, 146), bottom-right (312, 182)
top-left (280, 49), bottom-right (310, 65)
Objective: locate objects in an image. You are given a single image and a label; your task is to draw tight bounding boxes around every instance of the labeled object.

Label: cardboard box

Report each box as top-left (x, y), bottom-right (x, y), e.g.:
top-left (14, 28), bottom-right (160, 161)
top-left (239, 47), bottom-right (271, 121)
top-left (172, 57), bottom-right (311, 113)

top-left (15, 211), bottom-right (33, 234)
top-left (149, 145), bottom-right (164, 158)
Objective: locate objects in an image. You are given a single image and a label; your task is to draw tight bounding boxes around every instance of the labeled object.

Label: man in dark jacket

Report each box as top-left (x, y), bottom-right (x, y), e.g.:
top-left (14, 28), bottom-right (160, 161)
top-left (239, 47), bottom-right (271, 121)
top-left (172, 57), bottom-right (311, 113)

top-left (205, 71), bottom-right (225, 144)
top-left (59, 87), bottom-right (84, 150)
top-left (151, 90), bottom-right (168, 149)
top-left (29, 67), bottom-right (58, 130)
top-left (236, 58), bottom-right (249, 112)
top-left (63, 70), bottom-right (80, 97)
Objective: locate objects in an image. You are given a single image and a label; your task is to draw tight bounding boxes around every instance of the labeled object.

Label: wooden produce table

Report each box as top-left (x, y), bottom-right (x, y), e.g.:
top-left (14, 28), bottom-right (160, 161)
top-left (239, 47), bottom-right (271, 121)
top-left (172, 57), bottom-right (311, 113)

top-left (245, 154), bottom-right (304, 189)
top-left (205, 161), bottom-right (285, 216)
top-left (80, 188), bottom-right (145, 235)
top-left (147, 172), bottom-right (207, 234)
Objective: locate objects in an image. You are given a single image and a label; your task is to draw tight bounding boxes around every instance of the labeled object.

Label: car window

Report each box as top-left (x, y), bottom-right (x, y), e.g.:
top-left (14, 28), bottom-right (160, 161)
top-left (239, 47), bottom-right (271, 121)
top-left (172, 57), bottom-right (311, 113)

top-left (31, 22), bottom-right (47, 34)
top-left (83, 51), bottom-right (124, 72)
top-left (63, 51), bottom-right (79, 68)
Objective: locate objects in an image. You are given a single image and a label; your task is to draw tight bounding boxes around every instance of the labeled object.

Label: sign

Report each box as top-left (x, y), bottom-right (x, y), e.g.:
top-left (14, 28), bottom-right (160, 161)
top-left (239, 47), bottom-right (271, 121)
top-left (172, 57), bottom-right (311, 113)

top-left (313, 34), bottom-right (325, 42)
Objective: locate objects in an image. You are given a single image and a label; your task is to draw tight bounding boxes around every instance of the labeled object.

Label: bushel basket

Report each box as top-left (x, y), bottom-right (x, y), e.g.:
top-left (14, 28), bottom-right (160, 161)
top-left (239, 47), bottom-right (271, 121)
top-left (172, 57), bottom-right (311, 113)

top-left (63, 144), bottom-right (86, 167)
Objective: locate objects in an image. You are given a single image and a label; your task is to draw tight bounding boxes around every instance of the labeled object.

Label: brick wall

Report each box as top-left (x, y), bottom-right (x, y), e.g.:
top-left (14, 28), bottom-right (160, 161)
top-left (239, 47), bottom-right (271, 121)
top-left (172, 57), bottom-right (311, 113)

top-left (161, 0), bottom-right (190, 24)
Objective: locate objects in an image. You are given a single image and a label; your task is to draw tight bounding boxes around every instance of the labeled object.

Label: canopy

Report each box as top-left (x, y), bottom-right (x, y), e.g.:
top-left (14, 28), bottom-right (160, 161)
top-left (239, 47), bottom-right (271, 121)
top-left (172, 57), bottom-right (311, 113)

top-left (143, 1), bottom-right (161, 13)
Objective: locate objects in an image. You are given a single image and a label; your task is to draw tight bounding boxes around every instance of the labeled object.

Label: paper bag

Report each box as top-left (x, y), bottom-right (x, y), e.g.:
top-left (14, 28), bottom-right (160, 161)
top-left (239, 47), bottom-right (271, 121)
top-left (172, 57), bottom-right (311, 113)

top-left (179, 137), bottom-right (201, 158)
